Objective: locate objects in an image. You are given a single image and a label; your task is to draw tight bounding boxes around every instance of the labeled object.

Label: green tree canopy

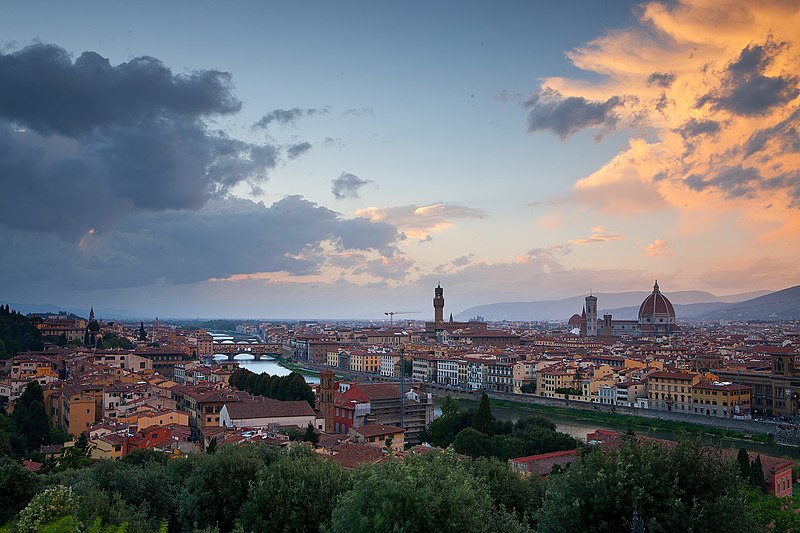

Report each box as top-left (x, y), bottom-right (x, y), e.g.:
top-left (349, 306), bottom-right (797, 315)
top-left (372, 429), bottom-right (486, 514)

top-left (472, 394), bottom-right (495, 435)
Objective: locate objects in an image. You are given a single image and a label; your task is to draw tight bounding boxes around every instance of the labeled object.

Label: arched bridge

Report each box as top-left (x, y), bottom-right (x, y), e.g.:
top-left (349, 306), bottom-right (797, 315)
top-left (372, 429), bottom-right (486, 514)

top-left (212, 343), bottom-right (283, 361)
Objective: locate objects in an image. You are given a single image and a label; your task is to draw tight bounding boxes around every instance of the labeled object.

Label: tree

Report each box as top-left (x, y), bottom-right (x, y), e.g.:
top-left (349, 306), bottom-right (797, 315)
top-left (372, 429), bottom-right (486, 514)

top-left (238, 452), bottom-right (350, 532)
top-left (303, 422), bottom-right (319, 445)
top-left (751, 454), bottom-right (765, 492)
top-left (0, 456), bottom-right (41, 523)
top-left (178, 444), bottom-right (278, 532)
top-left (15, 485), bottom-right (75, 533)
top-left (472, 394), bottom-right (495, 436)
top-left (59, 433), bottom-right (93, 470)
top-left (206, 437), bottom-right (217, 455)
top-left (329, 451), bottom-right (523, 533)
top-left (138, 322), bottom-right (146, 341)
top-left (535, 438), bottom-right (758, 533)
top-left (12, 381), bottom-right (50, 454)
top-left (453, 427), bottom-right (491, 458)
top-left (736, 448), bottom-right (751, 481)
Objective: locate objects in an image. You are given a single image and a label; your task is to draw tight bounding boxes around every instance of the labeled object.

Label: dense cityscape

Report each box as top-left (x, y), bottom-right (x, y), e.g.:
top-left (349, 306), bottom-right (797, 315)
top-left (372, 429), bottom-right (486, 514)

top-left (2, 280), bottom-right (800, 530)
top-left (3, 0), bottom-right (800, 531)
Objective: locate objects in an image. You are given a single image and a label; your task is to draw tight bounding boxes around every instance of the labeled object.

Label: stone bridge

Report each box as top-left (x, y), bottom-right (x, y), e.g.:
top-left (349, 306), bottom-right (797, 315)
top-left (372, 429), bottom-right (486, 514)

top-left (212, 343), bottom-right (283, 361)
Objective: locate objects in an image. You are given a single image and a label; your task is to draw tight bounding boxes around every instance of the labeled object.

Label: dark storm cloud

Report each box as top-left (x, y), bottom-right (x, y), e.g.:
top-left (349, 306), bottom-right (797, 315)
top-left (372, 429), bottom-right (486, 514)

top-left (646, 72), bottom-right (676, 88)
top-left (676, 118), bottom-right (721, 138)
top-left (743, 108), bottom-right (800, 157)
top-left (684, 165), bottom-right (764, 198)
top-left (0, 43), bottom-right (278, 237)
top-left (525, 90), bottom-right (623, 139)
top-left (331, 172), bottom-right (372, 200)
top-left (0, 196), bottom-right (403, 289)
top-left (697, 40), bottom-right (799, 116)
top-left (253, 107), bottom-right (328, 128)
top-left (286, 141), bottom-right (312, 159)
top-left (0, 44), bottom-right (240, 136)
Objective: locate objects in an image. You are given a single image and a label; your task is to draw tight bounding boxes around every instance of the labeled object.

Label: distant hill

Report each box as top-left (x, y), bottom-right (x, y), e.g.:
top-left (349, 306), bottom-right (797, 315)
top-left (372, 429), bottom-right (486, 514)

top-left (0, 301), bottom-right (136, 320)
top-left (697, 285), bottom-right (800, 321)
top-left (454, 289), bottom-right (776, 322)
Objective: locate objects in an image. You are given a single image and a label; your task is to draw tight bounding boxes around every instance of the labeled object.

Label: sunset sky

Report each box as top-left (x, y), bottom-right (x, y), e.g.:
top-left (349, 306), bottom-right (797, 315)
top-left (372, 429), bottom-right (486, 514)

top-left (1, 0), bottom-right (799, 318)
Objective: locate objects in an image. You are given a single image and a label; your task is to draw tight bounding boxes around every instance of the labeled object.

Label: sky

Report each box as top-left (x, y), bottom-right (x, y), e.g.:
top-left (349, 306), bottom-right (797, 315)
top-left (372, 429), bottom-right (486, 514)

top-left (1, 0), bottom-right (799, 319)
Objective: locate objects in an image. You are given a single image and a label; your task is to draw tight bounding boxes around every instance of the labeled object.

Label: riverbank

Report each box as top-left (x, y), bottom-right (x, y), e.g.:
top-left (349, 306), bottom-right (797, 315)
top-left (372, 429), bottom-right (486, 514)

top-left (450, 396), bottom-right (776, 445)
top-left (269, 354), bottom-right (321, 378)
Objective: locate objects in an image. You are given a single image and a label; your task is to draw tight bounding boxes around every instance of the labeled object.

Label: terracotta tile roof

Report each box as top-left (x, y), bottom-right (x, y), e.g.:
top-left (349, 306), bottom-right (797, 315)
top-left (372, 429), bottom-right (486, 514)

top-left (224, 399), bottom-right (315, 420)
top-left (352, 423), bottom-right (404, 439)
top-left (328, 443), bottom-right (386, 469)
top-left (510, 449), bottom-right (579, 477)
top-left (352, 383), bottom-right (400, 400)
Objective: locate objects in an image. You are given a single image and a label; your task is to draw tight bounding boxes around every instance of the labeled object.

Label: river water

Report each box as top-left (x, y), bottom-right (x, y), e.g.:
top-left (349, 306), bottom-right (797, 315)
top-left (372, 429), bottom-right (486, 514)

top-left (212, 354), bottom-right (319, 384)
top-left (436, 397), bottom-right (800, 460)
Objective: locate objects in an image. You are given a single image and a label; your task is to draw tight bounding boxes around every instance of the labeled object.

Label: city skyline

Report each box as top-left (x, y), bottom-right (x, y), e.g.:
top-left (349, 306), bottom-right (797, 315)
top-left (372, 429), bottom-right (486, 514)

top-left (1, 0), bottom-right (799, 318)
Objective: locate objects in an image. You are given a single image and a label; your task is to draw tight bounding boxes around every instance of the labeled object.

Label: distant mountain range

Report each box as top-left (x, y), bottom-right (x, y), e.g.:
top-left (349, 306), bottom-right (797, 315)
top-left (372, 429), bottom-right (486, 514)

top-left (454, 287), bottom-right (799, 322)
top-left (0, 301), bottom-right (138, 320)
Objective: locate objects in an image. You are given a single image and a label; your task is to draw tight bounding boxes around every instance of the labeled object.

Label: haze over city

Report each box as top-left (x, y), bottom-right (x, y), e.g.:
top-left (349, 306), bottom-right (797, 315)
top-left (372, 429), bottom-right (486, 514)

top-left (2, 0), bottom-right (799, 318)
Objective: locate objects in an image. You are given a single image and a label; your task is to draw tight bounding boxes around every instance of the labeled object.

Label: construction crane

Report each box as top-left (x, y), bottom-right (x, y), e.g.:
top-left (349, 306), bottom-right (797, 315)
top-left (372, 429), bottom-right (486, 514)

top-left (384, 311), bottom-right (420, 327)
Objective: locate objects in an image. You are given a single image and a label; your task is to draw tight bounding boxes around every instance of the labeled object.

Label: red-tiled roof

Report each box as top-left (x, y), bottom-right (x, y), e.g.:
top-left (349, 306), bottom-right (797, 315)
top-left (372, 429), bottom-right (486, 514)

top-left (328, 443), bottom-right (386, 469)
top-left (510, 449), bottom-right (579, 477)
top-left (353, 423), bottom-right (404, 439)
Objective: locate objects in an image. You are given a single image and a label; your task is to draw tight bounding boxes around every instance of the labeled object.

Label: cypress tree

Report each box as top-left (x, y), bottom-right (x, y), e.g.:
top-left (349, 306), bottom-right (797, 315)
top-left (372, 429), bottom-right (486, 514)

top-left (139, 322), bottom-right (147, 341)
top-left (751, 454), bottom-right (765, 491)
top-left (472, 393), bottom-right (495, 435)
top-left (736, 448), bottom-right (751, 481)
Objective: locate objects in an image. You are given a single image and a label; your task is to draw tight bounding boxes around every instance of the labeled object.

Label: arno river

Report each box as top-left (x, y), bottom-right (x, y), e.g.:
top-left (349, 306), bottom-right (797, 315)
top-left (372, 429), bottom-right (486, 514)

top-left (212, 354), bottom-right (320, 384)
top-left (436, 397), bottom-right (800, 460)
top-left (214, 354), bottom-right (799, 459)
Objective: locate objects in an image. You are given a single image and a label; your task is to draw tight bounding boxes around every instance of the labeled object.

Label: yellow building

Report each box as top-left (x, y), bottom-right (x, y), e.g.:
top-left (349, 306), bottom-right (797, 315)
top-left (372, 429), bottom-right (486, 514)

top-left (90, 433), bottom-right (126, 460)
top-left (692, 381), bottom-right (750, 418)
top-left (536, 366), bottom-right (578, 399)
top-left (137, 409), bottom-right (189, 428)
top-left (647, 371), bottom-right (701, 412)
top-left (350, 423), bottom-right (405, 454)
top-left (363, 353), bottom-right (381, 373)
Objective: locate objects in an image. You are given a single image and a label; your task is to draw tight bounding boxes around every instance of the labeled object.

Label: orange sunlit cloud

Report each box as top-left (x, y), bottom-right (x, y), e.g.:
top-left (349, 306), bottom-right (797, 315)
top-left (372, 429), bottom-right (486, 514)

top-left (644, 239), bottom-right (673, 257)
top-left (355, 202), bottom-right (485, 241)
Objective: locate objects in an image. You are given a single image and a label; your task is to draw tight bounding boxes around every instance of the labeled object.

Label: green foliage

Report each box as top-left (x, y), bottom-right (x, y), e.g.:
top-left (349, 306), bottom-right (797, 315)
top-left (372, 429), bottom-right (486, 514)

top-left (138, 323), bottom-right (146, 342)
top-left (0, 457), bottom-right (41, 524)
top-left (748, 491), bottom-right (800, 532)
top-left (473, 394), bottom-right (495, 435)
top-left (453, 427), bottom-right (491, 458)
top-left (520, 382), bottom-right (536, 394)
top-left (15, 485), bottom-right (75, 533)
top-left (101, 334), bottom-right (134, 350)
top-left (11, 381), bottom-right (51, 455)
top-left (554, 387), bottom-right (582, 396)
top-left (230, 369), bottom-right (315, 407)
top-left (751, 454), bottom-right (765, 492)
top-left (0, 307), bottom-right (43, 359)
top-left (238, 451), bottom-right (350, 532)
top-left (303, 422), bottom-right (319, 445)
top-left (737, 447), bottom-right (751, 481)
top-left (535, 438), bottom-right (759, 533)
top-left (58, 434), bottom-right (93, 470)
top-left (468, 457), bottom-right (544, 529)
top-left (328, 451), bottom-right (529, 533)
top-left (178, 444), bottom-right (279, 532)
top-left (206, 437), bottom-right (217, 455)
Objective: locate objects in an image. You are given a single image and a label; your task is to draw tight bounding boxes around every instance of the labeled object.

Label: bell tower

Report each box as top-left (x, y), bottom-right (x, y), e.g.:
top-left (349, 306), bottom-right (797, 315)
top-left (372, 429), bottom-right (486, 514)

top-left (433, 283), bottom-right (445, 323)
top-left (585, 293), bottom-right (597, 337)
top-left (319, 369), bottom-right (336, 432)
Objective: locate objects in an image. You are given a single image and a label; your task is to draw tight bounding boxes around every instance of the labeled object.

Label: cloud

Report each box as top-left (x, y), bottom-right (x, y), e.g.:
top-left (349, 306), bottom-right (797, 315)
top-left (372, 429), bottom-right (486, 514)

top-left (331, 172), bottom-right (373, 200)
top-left (0, 43), bottom-right (278, 238)
top-left (646, 72), bottom-right (676, 88)
top-left (253, 107), bottom-right (328, 128)
top-left (644, 239), bottom-right (673, 257)
top-left (676, 118), bottom-right (721, 138)
top-left (286, 141), bottom-right (312, 159)
top-left (0, 196), bottom-right (403, 289)
top-left (698, 40), bottom-right (800, 117)
top-left (569, 231), bottom-right (625, 245)
top-left (356, 203), bottom-right (486, 240)
top-left (519, 0), bottom-right (800, 218)
top-left (524, 89), bottom-right (624, 139)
